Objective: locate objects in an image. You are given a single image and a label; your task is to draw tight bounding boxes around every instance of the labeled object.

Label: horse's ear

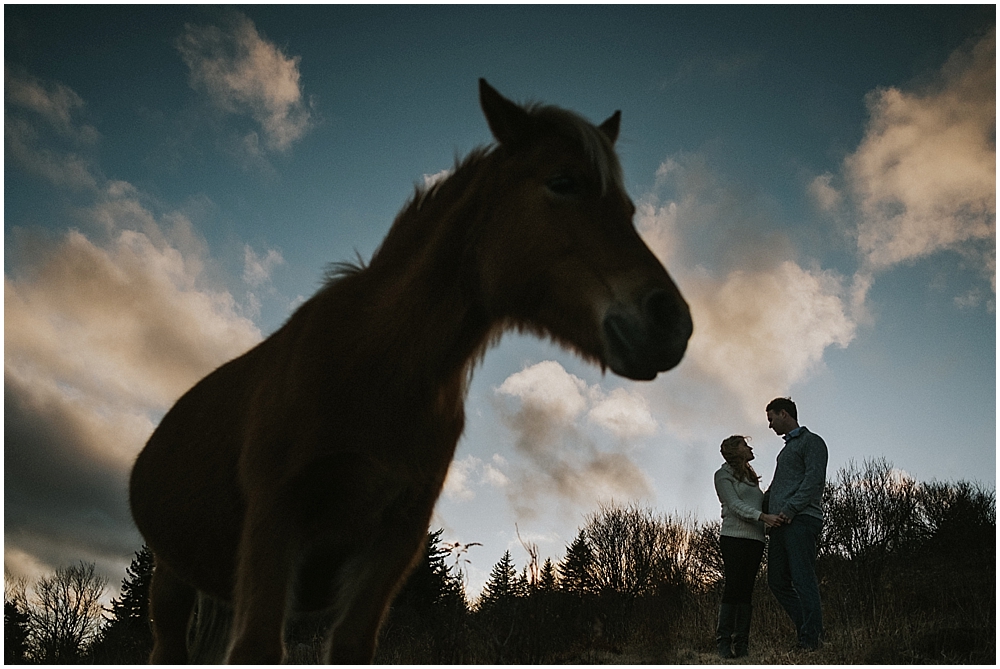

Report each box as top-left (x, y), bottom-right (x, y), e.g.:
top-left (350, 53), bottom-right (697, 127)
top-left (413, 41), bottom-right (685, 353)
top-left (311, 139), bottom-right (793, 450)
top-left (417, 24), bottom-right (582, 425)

top-left (599, 111), bottom-right (621, 145)
top-left (479, 79), bottom-right (530, 146)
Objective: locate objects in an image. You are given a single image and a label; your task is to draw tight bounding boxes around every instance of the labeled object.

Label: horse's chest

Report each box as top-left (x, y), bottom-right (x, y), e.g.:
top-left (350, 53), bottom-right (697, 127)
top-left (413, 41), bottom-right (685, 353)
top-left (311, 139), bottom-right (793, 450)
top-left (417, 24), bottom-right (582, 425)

top-left (291, 477), bottom-right (441, 613)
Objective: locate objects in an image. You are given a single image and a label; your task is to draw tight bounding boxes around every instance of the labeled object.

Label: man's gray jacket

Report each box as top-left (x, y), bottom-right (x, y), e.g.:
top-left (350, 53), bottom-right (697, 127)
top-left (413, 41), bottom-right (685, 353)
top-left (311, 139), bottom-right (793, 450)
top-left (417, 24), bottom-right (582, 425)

top-left (765, 426), bottom-right (828, 522)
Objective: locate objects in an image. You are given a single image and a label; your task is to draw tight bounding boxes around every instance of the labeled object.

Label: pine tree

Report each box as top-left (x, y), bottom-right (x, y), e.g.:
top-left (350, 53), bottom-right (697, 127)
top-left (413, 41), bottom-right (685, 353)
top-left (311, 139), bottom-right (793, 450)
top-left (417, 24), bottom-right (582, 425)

top-left (5, 599), bottom-right (30, 663)
top-left (538, 557), bottom-right (558, 592)
top-left (110, 545), bottom-right (155, 624)
top-left (516, 566), bottom-right (532, 597)
top-left (373, 530), bottom-right (469, 663)
top-left (392, 529), bottom-right (466, 612)
top-left (478, 550), bottom-right (519, 611)
top-left (559, 530), bottom-right (595, 594)
top-left (90, 545), bottom-right (155, 663)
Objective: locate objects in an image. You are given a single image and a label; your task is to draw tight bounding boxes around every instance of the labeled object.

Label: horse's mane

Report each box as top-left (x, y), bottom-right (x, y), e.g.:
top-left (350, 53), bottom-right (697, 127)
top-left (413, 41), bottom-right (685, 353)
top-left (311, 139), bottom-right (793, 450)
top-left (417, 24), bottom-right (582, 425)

top-left (408, 146), bottom-right (494, 216)
top-left (322, 255), bottom-right (368, 284)
top-left (324, 102), bottom-right (623, 287)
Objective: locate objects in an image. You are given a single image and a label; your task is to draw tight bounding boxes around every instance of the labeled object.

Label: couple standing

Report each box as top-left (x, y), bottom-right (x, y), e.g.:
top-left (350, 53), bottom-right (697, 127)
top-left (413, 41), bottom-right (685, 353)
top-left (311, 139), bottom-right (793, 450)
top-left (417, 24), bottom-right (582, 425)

top-left (713, 397), bottom-right (827, 659)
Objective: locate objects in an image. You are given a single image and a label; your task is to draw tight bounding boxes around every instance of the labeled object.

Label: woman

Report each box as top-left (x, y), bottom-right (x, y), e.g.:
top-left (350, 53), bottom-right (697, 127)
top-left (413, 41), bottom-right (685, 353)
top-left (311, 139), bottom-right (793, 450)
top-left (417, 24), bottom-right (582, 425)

top-left (713, 435), bottom-right (781, 659)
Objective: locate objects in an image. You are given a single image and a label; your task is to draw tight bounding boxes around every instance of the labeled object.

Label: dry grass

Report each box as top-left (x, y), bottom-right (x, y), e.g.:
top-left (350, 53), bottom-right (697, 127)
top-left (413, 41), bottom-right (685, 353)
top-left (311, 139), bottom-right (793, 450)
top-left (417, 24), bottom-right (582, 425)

top-left (505, 546), bottom-right (995, 666)
top-left (563, 558), bottom-right (995, 666)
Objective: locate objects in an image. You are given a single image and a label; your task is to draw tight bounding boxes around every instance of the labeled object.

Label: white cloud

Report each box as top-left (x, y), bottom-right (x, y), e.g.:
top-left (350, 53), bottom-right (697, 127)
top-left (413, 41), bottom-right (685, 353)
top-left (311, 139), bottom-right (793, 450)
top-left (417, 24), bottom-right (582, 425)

top-left (443, 455), bottom-right (480, 501)
top-left (808, 173), bottom-right (842, 212)
top-left (177, 12), bottom-right (314, 152)
top-left (443, 454), bottom-right (511, 502)
top-left (494, 361), bottom-right (655, 518)
top-left (5, 73), bottom-right (262, 583)
top-left (243, 244), bottom-right (285, 287)
top-left (632, 27), bottom-right (994, 456)
top-left (6, 202), bottom-right (262, 433)
top-left (5, 72), bottom-right (99, 142)
top-left (844, 28), bottom-right (995, 305)
top-left (680, 261), bottom-right (854, 422)
top-left (482, 456), bottom-right (511, 488)
top-left (497, 360), bottom-right (588, 423)
top-left (4, 127), bottom-right (99, 191)
top-left (5, 73), bottom-right (101, 190)
top-left (636, 156), bottom-right (856, 425)
top-left (587, 387), bottom-right (658, 439)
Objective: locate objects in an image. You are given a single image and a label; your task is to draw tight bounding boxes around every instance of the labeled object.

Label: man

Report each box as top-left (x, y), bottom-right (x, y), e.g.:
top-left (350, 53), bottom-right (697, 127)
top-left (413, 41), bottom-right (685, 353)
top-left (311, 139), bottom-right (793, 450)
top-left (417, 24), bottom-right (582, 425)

top-left (762, 397), bottom-right (827, 652)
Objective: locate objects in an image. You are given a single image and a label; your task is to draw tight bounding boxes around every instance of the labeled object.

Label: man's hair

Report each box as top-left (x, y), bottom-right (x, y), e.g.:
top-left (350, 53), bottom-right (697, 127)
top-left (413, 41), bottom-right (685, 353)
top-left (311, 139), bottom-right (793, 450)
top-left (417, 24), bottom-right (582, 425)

top-left (766, 397), bottom-right (797, 421)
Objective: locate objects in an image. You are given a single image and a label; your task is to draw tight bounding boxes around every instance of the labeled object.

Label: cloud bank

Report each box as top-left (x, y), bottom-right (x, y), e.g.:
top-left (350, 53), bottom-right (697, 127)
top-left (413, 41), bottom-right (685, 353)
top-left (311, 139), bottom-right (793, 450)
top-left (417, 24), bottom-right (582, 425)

top-left (5, 207), bottom-right (262, 582)
top-left (4, 73), bottom-right (264, 584)
top-left (636, 158), bottom-right (856, 430)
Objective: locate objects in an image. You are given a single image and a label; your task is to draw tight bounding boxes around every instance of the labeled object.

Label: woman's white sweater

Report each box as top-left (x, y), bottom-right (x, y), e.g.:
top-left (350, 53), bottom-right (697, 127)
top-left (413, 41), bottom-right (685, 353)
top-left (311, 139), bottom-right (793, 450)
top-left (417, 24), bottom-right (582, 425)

top-left (714, 463), bottom-right (765, 542)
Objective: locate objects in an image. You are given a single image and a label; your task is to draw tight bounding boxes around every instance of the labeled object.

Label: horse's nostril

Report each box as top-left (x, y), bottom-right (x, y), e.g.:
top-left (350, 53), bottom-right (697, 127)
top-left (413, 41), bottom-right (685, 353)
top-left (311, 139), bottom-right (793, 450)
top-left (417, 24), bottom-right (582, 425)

top-left (644, 290), bottom-right (673, 330)
top-left (644, 289), bottom-right (693, 339)
top-left (603, 292), bottom-right (692, 379)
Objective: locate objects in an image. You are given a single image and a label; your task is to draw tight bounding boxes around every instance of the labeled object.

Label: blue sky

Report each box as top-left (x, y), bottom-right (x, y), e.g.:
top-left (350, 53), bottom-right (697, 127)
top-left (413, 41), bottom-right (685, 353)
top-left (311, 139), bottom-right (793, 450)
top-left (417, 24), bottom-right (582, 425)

top-left (5, 6), bottom-right (994, 600)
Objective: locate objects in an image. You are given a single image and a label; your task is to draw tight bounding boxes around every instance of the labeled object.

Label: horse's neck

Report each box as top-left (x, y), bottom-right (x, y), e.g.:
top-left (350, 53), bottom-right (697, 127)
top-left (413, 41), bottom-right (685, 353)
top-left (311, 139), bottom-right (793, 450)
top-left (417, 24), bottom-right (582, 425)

top-left (320, 202), bottom-right (492, 399)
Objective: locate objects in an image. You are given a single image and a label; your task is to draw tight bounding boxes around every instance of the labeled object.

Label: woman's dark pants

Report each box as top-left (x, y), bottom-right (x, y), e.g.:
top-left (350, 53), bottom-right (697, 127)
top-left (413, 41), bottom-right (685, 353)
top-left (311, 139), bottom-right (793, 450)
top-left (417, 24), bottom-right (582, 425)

top-left (718, 536), bottom-right (764, 657)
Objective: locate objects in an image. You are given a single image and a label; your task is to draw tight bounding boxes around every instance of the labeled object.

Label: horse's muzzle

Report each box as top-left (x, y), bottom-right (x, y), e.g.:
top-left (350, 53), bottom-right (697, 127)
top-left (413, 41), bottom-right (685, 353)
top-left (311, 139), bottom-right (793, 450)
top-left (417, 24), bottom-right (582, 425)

top-left (602, 289), bottom-right (693, 381)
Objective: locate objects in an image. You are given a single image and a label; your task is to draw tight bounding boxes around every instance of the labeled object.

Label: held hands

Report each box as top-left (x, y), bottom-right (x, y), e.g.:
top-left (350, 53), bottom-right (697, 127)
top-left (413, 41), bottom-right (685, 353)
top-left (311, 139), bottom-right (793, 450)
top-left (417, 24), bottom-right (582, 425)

top-left (760, 512), bottom-right (790, 528)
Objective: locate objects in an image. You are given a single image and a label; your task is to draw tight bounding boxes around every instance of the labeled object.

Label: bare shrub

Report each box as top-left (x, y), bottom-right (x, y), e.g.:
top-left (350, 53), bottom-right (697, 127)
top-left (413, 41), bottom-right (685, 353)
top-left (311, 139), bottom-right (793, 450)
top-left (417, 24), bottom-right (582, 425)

top-left (822, 457), bottom-right (924, 563)
top-left (22, 562), bottom-right (107, 663)
top-left (918, 479), bottom-right (995, 559)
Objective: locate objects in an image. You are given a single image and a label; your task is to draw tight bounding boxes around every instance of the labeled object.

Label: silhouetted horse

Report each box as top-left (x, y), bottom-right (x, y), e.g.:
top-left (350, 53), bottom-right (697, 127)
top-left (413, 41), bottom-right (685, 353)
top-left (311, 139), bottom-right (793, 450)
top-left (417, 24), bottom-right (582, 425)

top-left (129, 79), bottom-right (692, 664)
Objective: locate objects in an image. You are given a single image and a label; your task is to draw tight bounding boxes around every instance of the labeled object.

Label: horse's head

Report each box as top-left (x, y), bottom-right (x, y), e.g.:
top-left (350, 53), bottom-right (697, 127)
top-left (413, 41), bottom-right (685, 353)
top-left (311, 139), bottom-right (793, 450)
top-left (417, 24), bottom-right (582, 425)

top-left (474, 79), bottom-right (692, 381)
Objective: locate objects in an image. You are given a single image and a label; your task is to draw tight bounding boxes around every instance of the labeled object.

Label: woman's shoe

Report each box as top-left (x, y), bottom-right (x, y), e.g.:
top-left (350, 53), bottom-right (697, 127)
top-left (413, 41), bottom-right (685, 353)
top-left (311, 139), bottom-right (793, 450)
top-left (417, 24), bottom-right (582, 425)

top-left (716, 603), bottom-right (737, 659)
top-left (732, 603), bottom-right (752, 657)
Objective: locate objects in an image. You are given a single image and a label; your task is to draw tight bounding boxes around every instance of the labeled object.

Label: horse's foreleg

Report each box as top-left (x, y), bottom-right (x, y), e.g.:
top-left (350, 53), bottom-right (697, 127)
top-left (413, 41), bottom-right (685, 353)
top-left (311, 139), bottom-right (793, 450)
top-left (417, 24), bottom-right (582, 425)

top-left (225, 511), bottom-right (297, 664)
top-left (148, 558), bottom-right (196, 664)
top-left (323, 528), bottom-right (427, 663)
top-left (324, 580), bottom-right (394, 665)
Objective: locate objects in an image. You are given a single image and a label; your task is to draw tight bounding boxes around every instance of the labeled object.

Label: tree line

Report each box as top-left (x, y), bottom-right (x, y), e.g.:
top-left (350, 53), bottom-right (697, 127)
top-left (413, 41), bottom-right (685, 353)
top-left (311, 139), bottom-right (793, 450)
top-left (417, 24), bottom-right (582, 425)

top-left (5, 457), bottom-right (995, 663)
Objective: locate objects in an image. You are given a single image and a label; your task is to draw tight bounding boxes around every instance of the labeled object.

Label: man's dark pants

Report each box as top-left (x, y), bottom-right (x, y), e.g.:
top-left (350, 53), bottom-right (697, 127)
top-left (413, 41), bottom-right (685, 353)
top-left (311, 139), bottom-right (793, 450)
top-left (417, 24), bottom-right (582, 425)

top-left (767, 514), bottom-right (823, 648)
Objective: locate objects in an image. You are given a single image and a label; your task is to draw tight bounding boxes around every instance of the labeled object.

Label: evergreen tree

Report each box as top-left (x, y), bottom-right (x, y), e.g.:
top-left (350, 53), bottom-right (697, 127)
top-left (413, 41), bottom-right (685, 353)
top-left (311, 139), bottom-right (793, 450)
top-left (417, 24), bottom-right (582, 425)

top-left (478, 550), bottom-right (519, 610)
top-left (475, 550), bottom-right (529, 662)
top-left (392, 529), bottom-right (466, 612)
top-left (5, 599), bottom-right (30, 663)
top-left (516, 566), bottom-right (533, 597)
top-left (372, 530), bottom-right (470, 663)
top-left (538, 557), bottom-right (558, 592)
top-left (89, 545), bottom-right (155, 663)
top-left (559, 530), bottom-right (595, 594)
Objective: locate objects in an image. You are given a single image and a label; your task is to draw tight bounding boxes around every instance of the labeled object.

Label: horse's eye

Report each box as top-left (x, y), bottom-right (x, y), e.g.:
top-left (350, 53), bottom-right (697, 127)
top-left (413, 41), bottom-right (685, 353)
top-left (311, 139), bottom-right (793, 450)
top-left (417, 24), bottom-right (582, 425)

top-left (546, 175), bottom-right (579, 196)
